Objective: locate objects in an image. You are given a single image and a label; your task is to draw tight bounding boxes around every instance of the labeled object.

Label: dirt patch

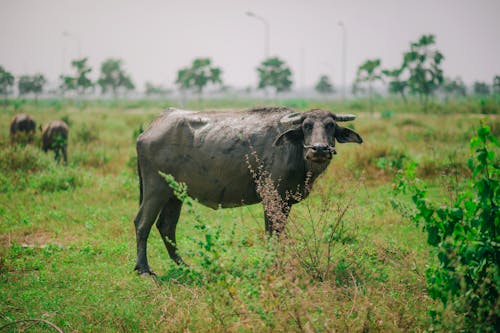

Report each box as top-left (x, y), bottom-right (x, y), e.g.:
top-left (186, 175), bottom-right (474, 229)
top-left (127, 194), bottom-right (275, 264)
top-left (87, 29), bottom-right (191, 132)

top-left (0, 230), bottom-right (77, 248)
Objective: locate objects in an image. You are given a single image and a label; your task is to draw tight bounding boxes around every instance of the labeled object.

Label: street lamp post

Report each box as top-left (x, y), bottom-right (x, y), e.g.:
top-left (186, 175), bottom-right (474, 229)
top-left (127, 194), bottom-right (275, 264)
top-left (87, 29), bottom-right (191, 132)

top-left (62, 31), bottom-right (81, 58)
top-left (246, 11), bottom-right (270, 59)
top-left (338, 21), bottom-right (346, 101)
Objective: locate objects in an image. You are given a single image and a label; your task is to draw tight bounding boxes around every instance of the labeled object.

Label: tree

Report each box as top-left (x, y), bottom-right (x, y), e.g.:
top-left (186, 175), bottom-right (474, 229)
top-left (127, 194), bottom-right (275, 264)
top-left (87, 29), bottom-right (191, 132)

top-left (493, 75), bottom-right (500, 95)
top-left (403, 34), bottom-right (444, 111)
top-left (98, 59), bottom-right (135, 97)
top-left (473, 81), bottom-right (490, 96)
top-left (0, 66), bottom-right (15, 102)
top-left (315, 75), bottom-right (334, 95)
top-left (60, 57), bottom-right (93, 96)
top-left (354, 59), bottom-right (383, 113)
top-left (382, 67), bottom-right (408, 104)
top-left (144, 82), bottom-right (171, 98)
top-left (18, 74), bottom-right (46, 99)
top-left (175, 58), bottom-right (222, 98)
top-left (256, 57), bottom-right (293, 95)
top-left (442, 77), bottom-right (467, 98)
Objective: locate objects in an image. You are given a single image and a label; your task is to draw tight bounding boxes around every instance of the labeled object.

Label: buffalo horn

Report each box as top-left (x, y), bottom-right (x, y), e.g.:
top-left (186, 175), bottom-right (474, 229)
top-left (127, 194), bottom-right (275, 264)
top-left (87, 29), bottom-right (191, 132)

top-left (334, 114), bottom-right (356, 122)
top-left (279, 112), bottom-right (303, 125)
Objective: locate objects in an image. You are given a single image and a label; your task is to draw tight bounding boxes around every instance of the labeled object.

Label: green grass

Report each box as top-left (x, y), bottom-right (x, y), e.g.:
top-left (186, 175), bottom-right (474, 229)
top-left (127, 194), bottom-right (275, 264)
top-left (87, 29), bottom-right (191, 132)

top-left (0, 98), bottom-right (499, 331)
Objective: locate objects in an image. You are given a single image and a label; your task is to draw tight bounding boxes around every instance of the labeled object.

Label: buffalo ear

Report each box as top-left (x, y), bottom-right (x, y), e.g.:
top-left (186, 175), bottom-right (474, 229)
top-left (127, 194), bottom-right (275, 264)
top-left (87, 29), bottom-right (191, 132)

top-left (335, 125), bottom-right (363, 144)
top-left (273, 127), bottom-right (303, 146)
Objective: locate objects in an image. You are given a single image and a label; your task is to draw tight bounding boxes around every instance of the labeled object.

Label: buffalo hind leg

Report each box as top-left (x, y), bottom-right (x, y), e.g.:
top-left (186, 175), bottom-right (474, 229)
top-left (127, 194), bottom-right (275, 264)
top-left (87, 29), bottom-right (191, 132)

top-left (62, 145), bottom-right (68, 165)
top-left (134, 195), bottom-right (166, 275)
top-left (156, 197), bottom-right (185, 265)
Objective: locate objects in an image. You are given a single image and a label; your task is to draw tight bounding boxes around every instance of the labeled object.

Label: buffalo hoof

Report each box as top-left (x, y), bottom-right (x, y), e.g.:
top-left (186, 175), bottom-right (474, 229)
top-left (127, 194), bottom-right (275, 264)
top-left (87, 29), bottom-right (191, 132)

top-left (139, 271), bottom-right (156, 277)
top-left (169, 253), bottom-right (188, 266)
top-left (134, 265), bottom-right (156, 277)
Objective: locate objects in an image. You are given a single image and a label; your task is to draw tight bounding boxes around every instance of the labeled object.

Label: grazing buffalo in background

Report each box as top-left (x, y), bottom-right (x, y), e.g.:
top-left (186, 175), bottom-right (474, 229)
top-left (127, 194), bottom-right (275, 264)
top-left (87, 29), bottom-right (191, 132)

top-left (41, 120), bottom-right (69, 165)
top-left (133, 107), bottom-right (363, 275)
top-left (10, 114), bottom-right (36, 143)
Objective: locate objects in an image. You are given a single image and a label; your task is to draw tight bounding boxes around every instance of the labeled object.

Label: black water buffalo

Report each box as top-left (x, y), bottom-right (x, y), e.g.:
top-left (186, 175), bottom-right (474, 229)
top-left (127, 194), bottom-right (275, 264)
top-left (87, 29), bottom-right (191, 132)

top-left (10, 114), bottom-right (36, 143)
top-left (41, 120), bottom-right (69, 165)
top-left (133, 107), bottom-right (363, 275)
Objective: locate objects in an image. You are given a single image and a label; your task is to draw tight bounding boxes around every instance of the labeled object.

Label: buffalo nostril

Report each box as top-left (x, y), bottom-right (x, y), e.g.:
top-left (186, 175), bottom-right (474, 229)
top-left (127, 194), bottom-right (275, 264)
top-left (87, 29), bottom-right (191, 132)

top-left (312, 144), bottom-right (329, 152)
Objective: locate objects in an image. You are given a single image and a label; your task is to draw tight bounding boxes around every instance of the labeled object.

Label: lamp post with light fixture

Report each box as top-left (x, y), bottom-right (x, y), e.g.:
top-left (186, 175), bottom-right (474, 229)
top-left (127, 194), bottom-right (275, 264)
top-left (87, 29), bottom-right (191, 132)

top-left (246, 11), bottom-right (270, 59)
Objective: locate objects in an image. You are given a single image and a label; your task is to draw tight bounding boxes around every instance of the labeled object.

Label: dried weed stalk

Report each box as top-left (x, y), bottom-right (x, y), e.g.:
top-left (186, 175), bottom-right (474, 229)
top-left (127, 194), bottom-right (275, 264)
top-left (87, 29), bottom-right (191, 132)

top-left (246, 150), bottom-right (290, 234)
top-left (246, 149), bottom-right (359, 282)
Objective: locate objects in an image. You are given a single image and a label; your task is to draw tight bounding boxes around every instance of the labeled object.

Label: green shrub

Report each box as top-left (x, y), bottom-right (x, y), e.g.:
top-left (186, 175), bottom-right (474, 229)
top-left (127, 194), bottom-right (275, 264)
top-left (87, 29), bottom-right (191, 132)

top-left (28, 167), bottom-right (82, 192)
top-left (0, 173), bottom-right (11, 193)
top-left (132, 124), bottom-right (143, 143)
top-left (0, 144), bottom-right (52, 173)
top-left (71, 146), bottom-right (110, 168)
top-left (381, 110), bottom-right (394, 119)
top-left (60, 114), bottom-right (72, 127)
top-left (75, 123), bottom-right (98, 144)
top-left (393, 123), bottom-right (499, 332)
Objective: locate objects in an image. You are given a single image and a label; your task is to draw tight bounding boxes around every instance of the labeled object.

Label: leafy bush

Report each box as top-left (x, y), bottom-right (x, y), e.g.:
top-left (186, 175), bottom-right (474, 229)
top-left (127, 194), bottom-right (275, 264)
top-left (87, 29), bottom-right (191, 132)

top-left (75, 123), bottom-right (98, 144)
top-left (393, 123), bottom-right (499, 332)
top-left (28, 167), bottom-right (82, 192)
top-left (381, 109), bottom-right (394, 119)
top-left (351, 144), bottom-right (408, 178)
top-left (0, 144), bottom-right (52, 173)
top-left (0, 173), bottom-right (11, 193)
top-left (132, 123), bottom-right (143, 143)
top-left (60, 114), bottom-right (72, 127)
top-left (70, 146), bottom-right (110, 168)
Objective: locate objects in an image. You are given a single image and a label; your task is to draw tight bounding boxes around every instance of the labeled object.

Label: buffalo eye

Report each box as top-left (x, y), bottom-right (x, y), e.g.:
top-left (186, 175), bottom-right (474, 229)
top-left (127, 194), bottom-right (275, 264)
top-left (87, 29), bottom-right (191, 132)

top-left (325, 122), bottom-right (334, 131)
top-left (303, 122), bottom-right (313, 131)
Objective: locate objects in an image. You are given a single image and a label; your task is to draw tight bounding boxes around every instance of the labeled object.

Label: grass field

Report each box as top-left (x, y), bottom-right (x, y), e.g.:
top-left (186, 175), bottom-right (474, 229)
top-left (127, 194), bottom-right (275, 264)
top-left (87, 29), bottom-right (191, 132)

top-left (0, 98), bottom-right (498, 332)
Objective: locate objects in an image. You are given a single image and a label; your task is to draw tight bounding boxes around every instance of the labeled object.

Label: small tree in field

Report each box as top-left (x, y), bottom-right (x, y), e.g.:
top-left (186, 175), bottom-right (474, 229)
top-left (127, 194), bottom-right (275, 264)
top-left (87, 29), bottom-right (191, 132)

top-left (60, 57), bottom-right (94, 97)
top-left (175, 58), bottom-right (222, 99)
top-left (403, 34), bottom-right (444, 111)
top-left (98, 58), bottom-right (135, 98)
top-left (473, 81), bottom-right (490, 96)
top-left (442, 77), bottom-right (467, 98)
top-left (354, 58), bottom-right (383, 113)
top-left (493, 75), bottom-right (500, 95)
top-left (144, 82), bottom-right (171, 98)
top-left (257, 57), bottom-right (293, 96)
top-left (315, 75), bottom-right (334, 95)
top-left (18, 74), bottom-right (46, 100)
top-left (0, 66), bottom-right (15, 103)
top-left (382, 67), bottom-right (408, 104)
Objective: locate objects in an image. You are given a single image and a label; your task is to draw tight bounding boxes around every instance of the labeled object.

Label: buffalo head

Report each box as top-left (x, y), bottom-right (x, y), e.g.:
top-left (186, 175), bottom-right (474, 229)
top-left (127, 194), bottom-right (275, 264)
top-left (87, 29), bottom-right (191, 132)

top-left (274, 109), bottom-right (363, 163)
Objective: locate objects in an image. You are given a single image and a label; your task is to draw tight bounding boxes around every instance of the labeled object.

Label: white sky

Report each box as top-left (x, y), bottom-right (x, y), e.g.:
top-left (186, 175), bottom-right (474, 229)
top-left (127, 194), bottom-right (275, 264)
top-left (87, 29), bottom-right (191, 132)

top-left (1, 0), bottom-right (499, 91)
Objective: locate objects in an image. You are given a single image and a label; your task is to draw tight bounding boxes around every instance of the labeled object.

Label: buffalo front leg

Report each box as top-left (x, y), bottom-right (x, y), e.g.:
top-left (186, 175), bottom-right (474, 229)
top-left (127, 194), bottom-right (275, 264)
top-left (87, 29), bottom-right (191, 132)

top-left (156, 197), bottom-right (185, 265)
top-left (133, 196), bottom-right (165, 275)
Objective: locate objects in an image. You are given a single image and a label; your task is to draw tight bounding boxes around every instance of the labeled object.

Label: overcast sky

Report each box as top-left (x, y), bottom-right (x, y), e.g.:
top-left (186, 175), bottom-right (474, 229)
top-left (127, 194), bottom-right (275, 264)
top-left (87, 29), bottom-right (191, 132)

top-left (1, 0), bottom-right (499, 91)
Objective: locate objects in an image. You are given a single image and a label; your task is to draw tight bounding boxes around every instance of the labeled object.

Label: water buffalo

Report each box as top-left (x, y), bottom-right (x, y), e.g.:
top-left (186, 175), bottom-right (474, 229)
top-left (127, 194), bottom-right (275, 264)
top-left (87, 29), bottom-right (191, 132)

top-left (10, 114), bottom-right (36, 143)
top-left (133, 107), bottom-right (363, 274)
top-left (41, 120), bottom-right (69, 165)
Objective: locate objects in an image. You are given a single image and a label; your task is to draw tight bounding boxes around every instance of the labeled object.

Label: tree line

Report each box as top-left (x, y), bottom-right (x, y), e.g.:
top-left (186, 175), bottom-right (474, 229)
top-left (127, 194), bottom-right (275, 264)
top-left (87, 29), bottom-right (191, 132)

top-left (354, 34), bottom-right (499, 112)
top-left (0, 34), bottom-right (499, 105)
